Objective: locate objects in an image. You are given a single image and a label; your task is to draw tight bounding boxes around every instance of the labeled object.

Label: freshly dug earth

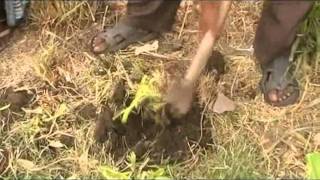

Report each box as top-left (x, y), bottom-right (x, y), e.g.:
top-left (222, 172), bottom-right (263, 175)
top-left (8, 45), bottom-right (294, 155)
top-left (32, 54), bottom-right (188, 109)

top-left (94, 103), bottom-right (213, 163)
top-left (92, 51), bottom-right (225, 163)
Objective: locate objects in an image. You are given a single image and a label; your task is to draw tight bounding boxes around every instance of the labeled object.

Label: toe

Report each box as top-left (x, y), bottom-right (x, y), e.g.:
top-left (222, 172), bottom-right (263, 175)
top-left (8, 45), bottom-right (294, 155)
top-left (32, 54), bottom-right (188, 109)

top-left (279, 97), bottom-right (283, 102)
top-left (266, 84), bottom-right (299, 107)
top-left (92, 37), bottom-right (108, 53)
top-left (286, 92), bottom-right (291, 97)
top-left (267, 89), bottom-right (279, 102)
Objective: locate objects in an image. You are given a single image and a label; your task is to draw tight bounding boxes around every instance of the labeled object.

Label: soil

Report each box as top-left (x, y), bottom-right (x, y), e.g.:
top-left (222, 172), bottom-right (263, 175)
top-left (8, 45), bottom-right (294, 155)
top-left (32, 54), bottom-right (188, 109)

top-left (94, 80), bottom-right (218, 163)
top-left (59, 134), bottom-right (76, 148)
top-left (77, 103), bottom-right (97, 120)
top-left (0, 87), bottom-right (35, 112)
top-left (94, 101), bottom-right (213, 163)
top-left (0, 48), bottom-right (223, 165)
top-left (110, 80), bottom-right (126, 105)
top-left (91, 51), bottom-right (225, 163)
top-left (205, 50), bottom-right (226, 76)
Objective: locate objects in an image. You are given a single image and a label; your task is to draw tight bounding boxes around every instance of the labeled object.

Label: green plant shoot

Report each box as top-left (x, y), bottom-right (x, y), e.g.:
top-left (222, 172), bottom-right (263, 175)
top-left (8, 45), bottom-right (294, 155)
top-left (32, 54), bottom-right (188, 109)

top-left (119, 75), bottom-right (163, 124)
top-left (98, 152), bottom-right (171, 180)
top-left (306, 152), bottom-right (320, 179)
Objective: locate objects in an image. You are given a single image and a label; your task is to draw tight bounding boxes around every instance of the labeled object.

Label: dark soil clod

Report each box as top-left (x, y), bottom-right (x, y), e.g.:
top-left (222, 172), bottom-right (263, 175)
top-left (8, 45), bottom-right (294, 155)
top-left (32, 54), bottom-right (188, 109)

top-left (77, 103), bottom-right (97, 120)
top-left (59, 134), bottom-right (76, 148)
top-left (94, 105), bottom-right (114, 143)
top-left (95, 102), bottom-right (214, 163)
top-left (94, 105), bottom-right (127, 143)
top-left (205, 50), bottom-right (226, 76)
top-left (111, 80), bottom-right (126, 105)
top-left (0, 87), bottom-right (35, 112)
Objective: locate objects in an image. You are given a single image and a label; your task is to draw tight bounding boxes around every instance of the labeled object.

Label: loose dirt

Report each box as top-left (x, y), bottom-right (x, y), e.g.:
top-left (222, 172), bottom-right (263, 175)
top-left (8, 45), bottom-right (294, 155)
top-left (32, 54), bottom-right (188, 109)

top-left (94, 103), bottom-right (214, 163)
top-left (91, 51), bottom-right (226, 163)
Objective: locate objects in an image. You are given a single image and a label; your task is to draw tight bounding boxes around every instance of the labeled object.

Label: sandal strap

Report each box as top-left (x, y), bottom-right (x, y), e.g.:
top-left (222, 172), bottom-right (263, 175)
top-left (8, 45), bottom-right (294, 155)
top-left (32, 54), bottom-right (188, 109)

top-left (261, 56), bottom-right (294, 92)
top-left (92, 22), bottom-right (158, 53)
top-left (96, 22), bottom-right (150, 45)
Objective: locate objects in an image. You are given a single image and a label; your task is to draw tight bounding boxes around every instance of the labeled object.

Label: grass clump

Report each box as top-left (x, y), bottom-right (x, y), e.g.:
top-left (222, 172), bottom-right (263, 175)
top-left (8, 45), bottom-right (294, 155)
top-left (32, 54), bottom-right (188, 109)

top-left (32, 38), bottom-right (60, 86)
top-left (98, 152), bottom-right (171, 180)
top-left (175, 134), bottom-right (268, 179)
top-left (29, 1), bottom-right (103, 30)
top-left (295, 2), bottom-right (320, 74)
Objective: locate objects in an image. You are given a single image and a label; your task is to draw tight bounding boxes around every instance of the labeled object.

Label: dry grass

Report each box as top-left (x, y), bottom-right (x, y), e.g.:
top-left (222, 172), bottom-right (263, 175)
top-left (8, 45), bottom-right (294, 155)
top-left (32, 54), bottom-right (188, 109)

top-left (0, 0), bottom-right (319, 179)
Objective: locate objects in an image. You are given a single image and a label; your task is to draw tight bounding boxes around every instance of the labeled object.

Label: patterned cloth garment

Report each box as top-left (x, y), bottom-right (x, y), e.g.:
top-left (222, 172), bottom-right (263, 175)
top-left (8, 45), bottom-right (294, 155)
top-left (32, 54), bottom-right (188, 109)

top-left (4, 0), bottom-right (29, 27)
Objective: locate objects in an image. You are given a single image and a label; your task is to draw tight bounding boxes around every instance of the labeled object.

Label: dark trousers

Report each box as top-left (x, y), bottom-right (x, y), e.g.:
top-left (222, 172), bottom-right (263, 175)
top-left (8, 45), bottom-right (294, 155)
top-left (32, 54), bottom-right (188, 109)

top-left (122, 0), bottom-right (313, 65)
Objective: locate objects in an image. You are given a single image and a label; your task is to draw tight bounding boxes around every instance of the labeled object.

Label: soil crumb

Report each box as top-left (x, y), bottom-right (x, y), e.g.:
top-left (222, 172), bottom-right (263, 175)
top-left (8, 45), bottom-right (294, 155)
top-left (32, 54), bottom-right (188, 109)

top-left (94, 103), bottom-right (213, 163)
top-left (0, 87), bottom-right (35, 112)
top-left (205, 50), bottom-right (226, 76)
top-left (77, 103), bottom-right (97, 120)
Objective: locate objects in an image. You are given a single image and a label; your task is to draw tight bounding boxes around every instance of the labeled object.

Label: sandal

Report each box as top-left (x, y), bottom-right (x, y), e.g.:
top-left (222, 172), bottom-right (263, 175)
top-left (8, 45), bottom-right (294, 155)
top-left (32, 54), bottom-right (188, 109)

top-left (260, 56), bottom-right (300, 107)
top-left (91, 22), bottom-right (159, 54)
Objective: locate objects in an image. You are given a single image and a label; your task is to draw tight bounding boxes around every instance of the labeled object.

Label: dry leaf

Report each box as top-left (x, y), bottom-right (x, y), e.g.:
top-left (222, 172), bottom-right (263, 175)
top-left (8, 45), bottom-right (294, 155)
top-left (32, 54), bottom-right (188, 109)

top-left (314, 133), bottom-right (320, 146)
top-left (213, 92), bottom-right (236, 114)
top-left (134, 41), bottom-right (159, 55)
top-left (17, 159), bottom-right (36, 170)
top-left (48, 140), bottom-right (65, 148)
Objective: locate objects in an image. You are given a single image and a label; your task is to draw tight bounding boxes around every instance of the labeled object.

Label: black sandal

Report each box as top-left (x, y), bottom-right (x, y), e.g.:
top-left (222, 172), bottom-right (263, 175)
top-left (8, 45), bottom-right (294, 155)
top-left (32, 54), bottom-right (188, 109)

top-left (91, 22), bottom-right (159, 54)
top-left (260, 56), bottom-right (300, 107)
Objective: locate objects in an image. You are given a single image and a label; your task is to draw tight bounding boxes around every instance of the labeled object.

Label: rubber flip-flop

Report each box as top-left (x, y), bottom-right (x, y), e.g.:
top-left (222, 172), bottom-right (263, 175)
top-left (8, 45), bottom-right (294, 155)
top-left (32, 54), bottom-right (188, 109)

top-left (91, 22), bottom-right (159, 54)
top-left (260, 56), bottom-right (300, 107)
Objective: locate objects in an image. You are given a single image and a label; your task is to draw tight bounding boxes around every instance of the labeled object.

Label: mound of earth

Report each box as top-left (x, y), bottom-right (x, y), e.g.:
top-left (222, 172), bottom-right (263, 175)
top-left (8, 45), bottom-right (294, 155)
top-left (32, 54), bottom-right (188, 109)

top-left (92, 51), bottom-right (226, 163)
top-left (94, 103), bottom-right (214, 163)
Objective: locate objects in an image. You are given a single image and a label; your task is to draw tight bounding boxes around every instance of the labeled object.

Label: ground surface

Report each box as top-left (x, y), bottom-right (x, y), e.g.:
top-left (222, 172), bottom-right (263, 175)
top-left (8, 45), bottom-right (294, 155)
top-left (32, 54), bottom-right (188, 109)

top-left (0, 1), bottom-right (319, 179)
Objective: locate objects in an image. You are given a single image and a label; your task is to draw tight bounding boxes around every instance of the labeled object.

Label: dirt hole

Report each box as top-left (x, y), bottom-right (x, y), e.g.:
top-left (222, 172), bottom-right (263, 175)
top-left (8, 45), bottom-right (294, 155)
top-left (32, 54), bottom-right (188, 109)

top-left (91, 51), bottom-right (226, 163)
top-left (94, 101), bottom-right (214, 163)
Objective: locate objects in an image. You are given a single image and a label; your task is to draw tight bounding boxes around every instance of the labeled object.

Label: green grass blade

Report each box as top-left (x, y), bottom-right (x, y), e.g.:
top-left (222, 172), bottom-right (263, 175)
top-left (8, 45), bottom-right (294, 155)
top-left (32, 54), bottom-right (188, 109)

top-left (98, 166), bottom-right (130, 180)
top-left (306, 152), bottom-right (320, 179)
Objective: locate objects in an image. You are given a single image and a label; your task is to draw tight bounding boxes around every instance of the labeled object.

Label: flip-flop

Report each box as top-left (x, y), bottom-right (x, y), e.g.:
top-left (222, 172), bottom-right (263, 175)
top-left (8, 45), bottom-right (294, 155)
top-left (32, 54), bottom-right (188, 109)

top-left (260, 56), bottom-right (300, 107)
top-left (91, 22), bottom-right (159, 54)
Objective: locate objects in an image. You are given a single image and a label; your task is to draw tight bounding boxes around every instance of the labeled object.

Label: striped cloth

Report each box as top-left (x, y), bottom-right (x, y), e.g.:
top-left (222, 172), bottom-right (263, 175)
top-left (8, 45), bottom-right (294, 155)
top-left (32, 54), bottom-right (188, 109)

top-left (4, 0), bottom-right (29, 27)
